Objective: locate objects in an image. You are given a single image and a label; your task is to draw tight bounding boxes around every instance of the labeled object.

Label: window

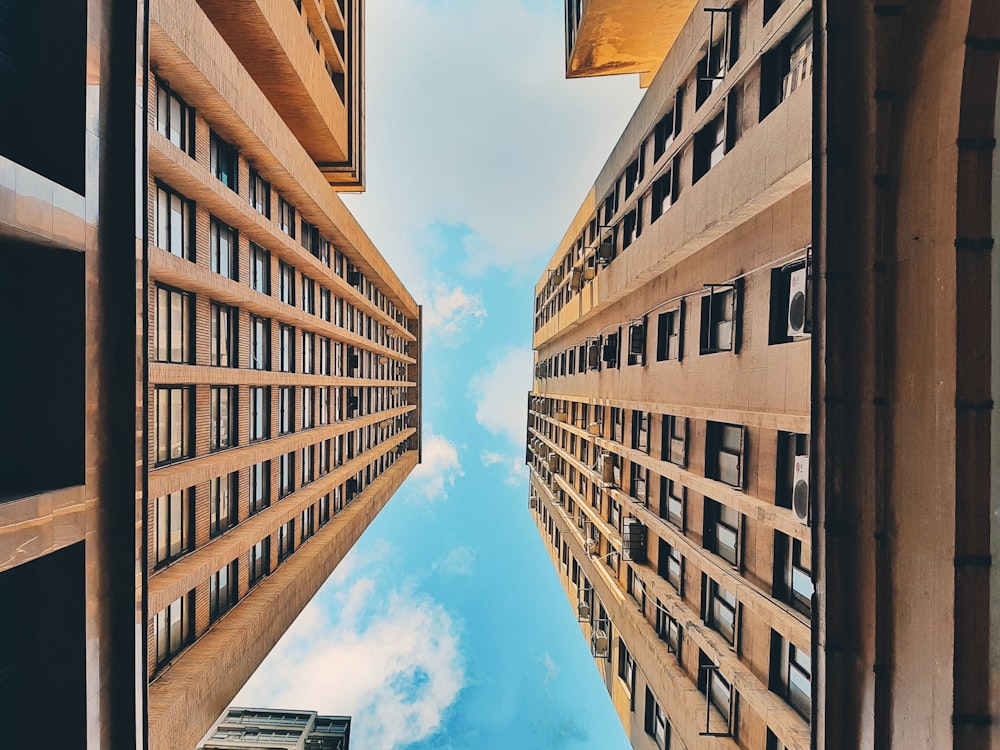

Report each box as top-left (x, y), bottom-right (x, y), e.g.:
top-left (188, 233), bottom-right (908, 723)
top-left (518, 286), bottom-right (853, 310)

top-left (154, 488), bottom-right (192, 566)
top-left (650, 163), bottom-right (678, 223)
top-left (155, 286), bottom-right (192, 364)
top-left (770, 633), bottom-right (811, 720)
top-left (320, 337), bottom-right (331, 375)
top-left (249, 461), bottom-right (270, 514)
top-left (656, 602), bottom-right (682, 657)
top-left (661, 415), bottom-right (688, 467)
top-left (249, 169), bottom-right (270, 217)
top-left (699, 651), bottom-right (734, 731)
top-left (302, 275), bottom-right (315, 315)
top-left (250, 386), bottom-right (270, 442)
top-left (760, 14), bottom-right (813, 120)
top-left (693, 112), bottom-right (726, 183)
top-left (706, 422), bottom-right (746, 487)
top-left (622, 204), bottom-right (642, 250)
top-left (302, 387), bottom-right (314, 430)
top-left (627, 318), bottom-right (647, 366)
top-left (300, 218), bottom-right (320, 258)
top-left (696, 39), bottom-right (725, 108)
top-left (319, 386), bottom-right (330, 426)
top-left (154, 594), bottom-right (192, 667)
top-left (776, 431), bottom-right (809, 508)
top-left (210, 218), bottom-right (237, 280)
top-left (658, 538), bottom-right (683, 592)
top-left (660, 478), bottom-right (686, 530)
top-left (704, 578), bottom-right (738, 644)
top-left (155, 78), bottom-right (194, 154)
top-left (210, 302), bottom-right (236, 367)
top-left (210, 473), bottom-right (237, 537)
top-left (618, 641), bottom-right (636, 698)
top-left (279, 324), bottom-right (295, 372)
top-left (210, 386), bottom-right (236, 451)
top-left (631, 410), bottom-right (650, 452)
top-left (611, 407), bottom-right (625, 443)
top-left (279, 386), bottom-right (295, 435)
top-left (774, 532), bottom-right (813, 616)
top-left (630, 463), bottom-right (648, 505)
top-left (301, 444), bottom-right (314, 485)
top-left (644, 688), bottom-right (670, 749)
top-left (278, 520), bottom-right (295, 562)
top-left (279, 452), bottom-right (295, 498)
top-left (279, 261), bottom-right (295, 305)
top-left (250, 243), bottom-right (270, 295)
top-left (705, 499), bottom-right (741, 565)
top-left (763, 0), bottom-right (785, 23)
top-left (251, 315), bottom-right (270, 370)
top-left (302, 331), bottom-right (314, 374)
top-left (300, 506), bottom-right (315, 543)
top-left (210, 131), bottom-right (238, 191)
top-left (249, 538), bottom-right (270, 587)
top-left (603, 329), bottom-right (620, 369)
top-left (656, 304), bottom-right (684, 361)
top-left (155, 386), bottom-right (192, 464)
top-left (320, 287), bottom-right (331, 321)
top-left (155, 184), bottom-right (193, 259)
top-left (278, 195), bottom-right (296, 238)
top-left (700, 283), bottom-right (739, 355)
top-left (209, 560), bottom-right (238, 621)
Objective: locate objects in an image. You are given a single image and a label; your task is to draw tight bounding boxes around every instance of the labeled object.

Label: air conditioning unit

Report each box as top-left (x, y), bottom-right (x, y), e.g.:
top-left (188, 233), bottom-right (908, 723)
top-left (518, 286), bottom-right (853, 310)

top-left (583, 266), bottom-right (597, 281)
top-left (596, 238), bottom-right (614, 265)
top-left (577, 600), bottom-right (591, 620)
top-left (792, 454), bottom-right (810, 525)
top-left (591, 629), bottom-right (610, 657)
top-left (587, 421), bottom-right (602, 436)
top-left (556, 410), bottom-right (569, 423)
top-left (601, 455), bottom-right (616, 486)
top-left (585, 538), bottom-right (599, 554)
top-left (529, 496), bottom-right (538, 510)
top-left (628, 322), bottom-right (645, 355)
top-left (788, 266), bottom-right (808, 337)
top-left (570, 269), bottom-right (583, 288)
top-left (548, 452), bottom-right (559, 470)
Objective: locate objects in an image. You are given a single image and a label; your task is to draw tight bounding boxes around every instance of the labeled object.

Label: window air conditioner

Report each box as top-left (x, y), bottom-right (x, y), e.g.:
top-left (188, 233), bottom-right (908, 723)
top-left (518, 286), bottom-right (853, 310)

top-left (596, 238), bottom-right (614, 264)
top-left (529, 496), bottom-right (538, 510)
top-left (577, 600), bottom-right (591, 620)
top-left (556, 410), bottom-right (569, 423)
top-left (588, 422), bottom-right (602, 436)
top-left (591, 629), bottom-right (610, 657)
top-left (570, 269), bottom-right (583, 288)
top-left (792, 454), bottom-right (810, 525)
top-left (787, 266), bottom-right (808, 337)
top-left (583, 266), bottom-right (597, 281)
top-left (585, 538), bottom-right (599, 553)
top-left (601, 455), bottom-right (616, 486)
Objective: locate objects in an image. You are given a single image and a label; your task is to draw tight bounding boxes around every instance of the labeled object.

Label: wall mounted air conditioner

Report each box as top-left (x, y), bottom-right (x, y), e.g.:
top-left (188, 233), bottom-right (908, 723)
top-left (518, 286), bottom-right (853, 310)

top-left (570, 269), bottom-right (583, 288)
top-left (787, 266), bottom-right (808, 337)
top-left (577, 600), bottom-right (591, 620)
top-left (591, 629), bottom-right (610, 657)
top-left (792, 454), bottom-right (810, 525)
top-left (556, 411), bottom-right (569, 423)
top-left (529, 496), bottom-right (538, 510)
top-left (583, 266), bottom-right (597, 281)
top-left (597, 238), bottom-right (614, 264)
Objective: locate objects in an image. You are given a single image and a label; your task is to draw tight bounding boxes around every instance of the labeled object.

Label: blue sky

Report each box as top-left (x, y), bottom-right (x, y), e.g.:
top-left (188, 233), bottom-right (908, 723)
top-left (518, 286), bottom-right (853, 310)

top-left (236, 1), bottom-right (644, 747)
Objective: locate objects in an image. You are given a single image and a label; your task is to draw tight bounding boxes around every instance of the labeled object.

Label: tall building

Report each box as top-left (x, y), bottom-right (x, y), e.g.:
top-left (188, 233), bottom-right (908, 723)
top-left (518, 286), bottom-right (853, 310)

top-left (197, 707), bottom-right (351, 750)
top-left (527, 1), bottom-right (812, 749)
top-left (2, 0), bottom-right (420, 748)
top-left (143, 1), bottom-right (421, 748)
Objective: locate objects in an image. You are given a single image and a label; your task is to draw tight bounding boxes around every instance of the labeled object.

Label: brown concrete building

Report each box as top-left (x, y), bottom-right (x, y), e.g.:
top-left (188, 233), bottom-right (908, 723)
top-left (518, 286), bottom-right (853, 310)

top-left (2, 0), bottom-right (419, 748)
top-left (143, 0), bottom-right (421, 748)
top-left (529, 1), bottom-right (812, 748)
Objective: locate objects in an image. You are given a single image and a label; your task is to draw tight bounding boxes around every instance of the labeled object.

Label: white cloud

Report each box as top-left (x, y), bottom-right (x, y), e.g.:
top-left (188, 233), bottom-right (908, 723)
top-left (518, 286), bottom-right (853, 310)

top-left (236, 578), bottom-right (465, 750)
top-left (471, 347), bottom-right (534, 446)
top-left (480, 450), bottom-right (529, 487)
top-left (406, 430), bottom-right (462, 500)
top-left (432, 546), bottom-right (477, 577)
top-left (538, 652), bottom-right (560, 685)
top-left (423, 283), bottom-right (487, 346)
top-left (342, 0), bottom-right (643, 288)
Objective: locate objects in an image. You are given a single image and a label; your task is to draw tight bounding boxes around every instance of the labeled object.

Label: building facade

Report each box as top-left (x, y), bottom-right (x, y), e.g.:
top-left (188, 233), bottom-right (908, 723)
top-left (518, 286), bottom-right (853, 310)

top-left (2, 0), bottom-right (419, 749)
top-left (143, 1), bottom-right (421, 749)
top-left (197, 707), bottom-right (351, 750)
top-left (528, 1), bottom-right (812, 748)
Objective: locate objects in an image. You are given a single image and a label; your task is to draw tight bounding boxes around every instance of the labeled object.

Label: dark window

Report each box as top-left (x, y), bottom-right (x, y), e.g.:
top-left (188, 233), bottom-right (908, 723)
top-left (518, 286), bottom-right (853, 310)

top-left (154, 488), bottom-right (193, 565)
top-left (770, 632), bottom-right (811, 720)
top-left (603, 330), bottom-right (621, 369)
top-left (250, 243), bottom-right (271, 295)
top-left (278, 520), bottom-right (295, 562)
top-left (155, 185), bottom-right (194, 260)
top-left (661, 415), bottom-right (688, 467)
top-left (704, 498), bottom-right (741, 566)
top-left (653, 108), bottom-right (676, 162)
top-left (210, 131), bottom-right (238, 192)
top-left (760, 14), bottom-right (813, 120)
top-left (249, 169), bottom-right (270, 217)
top-left (251, 315), bottom-right (270, 370)
top-left (763, 0), bottom-right (785, 22)
top-left (209, 560), bottom-right (238, 621)
top-left (699, 282), bottom-right (741, 354)
top-left (627, 318), bottom-right (647, 366)
top-left (631, 410), bottom-right (650, 452)
top-left (278, 195), bottom-right (296, 238)
top-left (249, 461), bottom-right (270, 514)
top-left (249, 538), bottom-right (270, 586)
top-left (210, 473), bottom-right (238, 537)
top-left (156, 78), bottom-right (195, 155)
top-left (279, 452), bottom-right (295, 498)
top-left (660, 478), bottom-right (686, 530)
top-left (280, 324), bottom-right (295, 372)
top-left (279, 261), bottom-right (295, 305)
top-left (250, 386), bottom-right (270, 442)
top-left (650, 163), bottom-right (678, 223)
top-left (774, 531), bottom-right (813, 616)
top-left (210, 386), bottom-right (236, 451)
top-left (698, 650), bottom-right (734, 729)
top-left (706, 422), bottom-right (746, 488)
top-left (154, 593), bottom-right (193, 667)
top-left (693, 112), bottom-right (726, 183)
top-left (656, 304), bottom-right (684, 361)
top-left (210, 218), bottom-right (237, 280)
top-left (703, 578), bottom-right (738, 644)
top-left (696, 40), bottom-right (725, 108)
top-left (656, 600), bottom-right (682, 658)
top-left (155, 386), bottom-right (193, 464)
top-left (302, 331), bottom-right (315, 375)
top-left (156, 286), bottom-right (193, 364)
top-left (658, 537), bottom-right (684, 593)
top-left (210, 302), bottom-right (236, 367)
top-left (279, 386), bottom-right (295, 436)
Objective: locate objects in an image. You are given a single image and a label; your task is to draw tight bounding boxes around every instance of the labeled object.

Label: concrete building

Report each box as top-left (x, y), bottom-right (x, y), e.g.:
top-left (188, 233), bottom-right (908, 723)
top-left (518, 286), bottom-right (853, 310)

top-left (528, 1), bottom-right (812, 749)
top-left (143, 1), bottom-right (421, 748)
top-left (197, 708), bottom-right (351, 750)
top-left (1, 0), bottom-right (420, 748)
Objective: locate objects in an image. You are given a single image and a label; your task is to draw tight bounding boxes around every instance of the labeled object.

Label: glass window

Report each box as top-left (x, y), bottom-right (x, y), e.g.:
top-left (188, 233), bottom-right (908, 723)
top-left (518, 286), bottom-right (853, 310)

top-left (210, 473), bottom-right (237, 537)
top-left (279, 452), bottom-right (295, 498)
top-left (302, 331), bottom-right (314, 374)
top-left (251, 315), bottom-right (270, 370)
top-left (279, 262), bottom-right (295, 305)
top-left (156, 78), bottom-right (194, 154)
top-left (210, 131), bottom-right (238, 192)
top-left (154, 594), bottom-right (191, 667)
top-left (154, 488), bottom-right (192, 565)
top-left (249, 461), bottom-right (270, 514)
top-left (280, 324), bottom-right (295, 372)
top-left (210, 218), bottom-right (237, 280)
top-left (279, 386), bottom-right (295, 436)
top-left (155, 286), bottom-right (192, 364)
top-left (155, 386), bottom-right (192, 464)
top-left (278, 195), bottom-right (295, 238)
top-left (155, 184), bottom-right (193, 260)
top-left (249, 169), bottom-right (270, 217)
top-left (210, 302), bottom-right (236, 367)
top-left (250, 243), bottom-right (270, 295)
top-left (249, 538), bottom-right (270, 586)
top-left (210, 386), bottom-right (236, 451)
top-left (250, 386), bottom-right (270, 442)
top-left (209, 560), bottom-right (238, 621)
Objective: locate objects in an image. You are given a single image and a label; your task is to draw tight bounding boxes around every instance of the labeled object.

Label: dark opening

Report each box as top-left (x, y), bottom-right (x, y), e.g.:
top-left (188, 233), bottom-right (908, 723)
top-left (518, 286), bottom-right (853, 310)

top-left (0, 543), bottom-right (87, 749)
top-left (0, 0), bottom-right (86, 192)
top-left (0, 242), bottom-right (85, 500)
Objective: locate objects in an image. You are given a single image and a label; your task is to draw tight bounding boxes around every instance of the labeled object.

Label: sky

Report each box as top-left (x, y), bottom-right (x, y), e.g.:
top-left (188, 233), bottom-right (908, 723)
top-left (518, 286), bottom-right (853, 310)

top-left (235, 1), bottom-right (644, 747)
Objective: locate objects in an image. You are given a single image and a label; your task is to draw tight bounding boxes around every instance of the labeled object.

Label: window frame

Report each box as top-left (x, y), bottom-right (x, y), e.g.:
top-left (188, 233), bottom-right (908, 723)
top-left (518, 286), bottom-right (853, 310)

top-left (153, 487), bottom-right (193, 566)
top-left (155, 386), bottom-right (193, 465)
top-left (210, 473), bottom-right (238, 537)
top-left (155, 285), bottom-right (193, 364)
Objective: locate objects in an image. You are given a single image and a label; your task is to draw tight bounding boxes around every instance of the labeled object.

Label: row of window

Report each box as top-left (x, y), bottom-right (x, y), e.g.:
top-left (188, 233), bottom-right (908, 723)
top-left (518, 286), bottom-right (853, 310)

top-left (535, 11), bottom-right (813, 331)
top-left (155, 77), bottom-right (406, 330)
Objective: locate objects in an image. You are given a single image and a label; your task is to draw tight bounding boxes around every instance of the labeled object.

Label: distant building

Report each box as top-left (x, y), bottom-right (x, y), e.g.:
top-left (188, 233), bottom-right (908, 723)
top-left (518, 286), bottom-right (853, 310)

top-left (197, 708), bottom-right (351, 750)
top-left (529, 0), bottom-right (812, 749)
